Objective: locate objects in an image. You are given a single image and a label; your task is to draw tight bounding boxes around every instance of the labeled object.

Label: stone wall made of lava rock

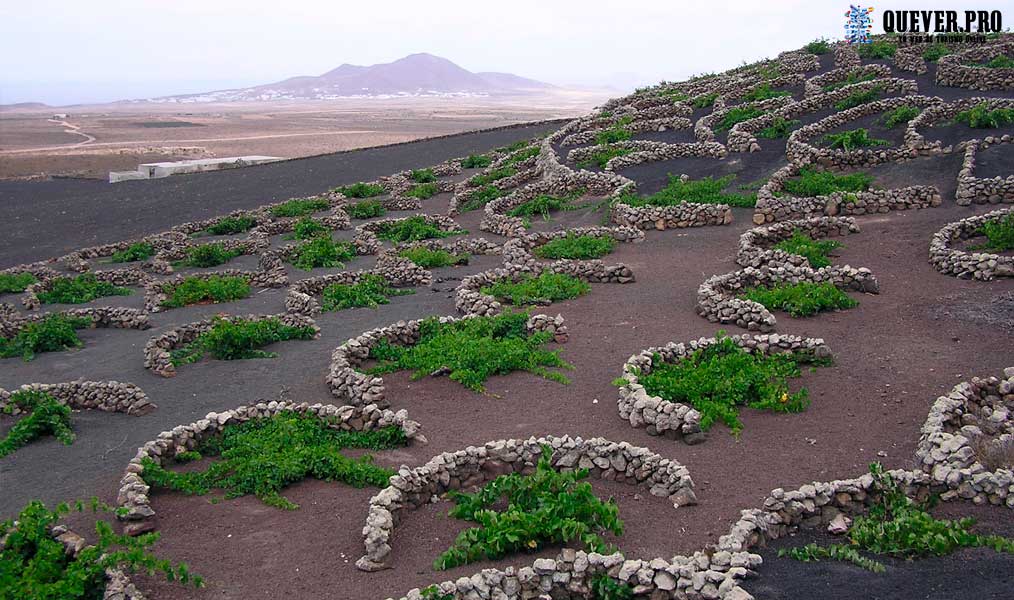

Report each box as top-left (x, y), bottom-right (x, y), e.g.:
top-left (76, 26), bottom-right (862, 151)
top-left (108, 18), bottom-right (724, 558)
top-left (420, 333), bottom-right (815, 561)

top-left (454, 260), bottom-right (634, 318)
top-left (929, 207), bottom-right (1014, 280)
top-left (936, 42), bottom-right (1014, 91)
top-left (611, 199), bottom-right (733, 231)
top-left (327, 313), bottom-right (567, 409)
top-left (284, 256), bottom-right (431, 316)
top-left (736, 216), bottom-right (860, 267)
top-left (0, 306), bottom-right (150, 339)
top-left (116, 401), bottom-right (423, 535)
top-left (617, 333), bottom-right (832, 443)
top-left (598, 140), bottom-right (728, 171)
top-left (956, 137), bottom-right (1014, 205)
top-left (803, 64), bottom-right (892, 97)
top-left (357, 435), bottom-right (698, 572)
top-left (142, 313), bottom-right (318, 378)
top-left (21, 267), bottom-right (153, 311)
top-left (143, 252), bottom-right (289, 313)
top-left (501, 226), bottom-right (644, 267)
top-left (915, 367), bottom-right (1014, 506)
top-left (0, 380), bottom-right (153, 416)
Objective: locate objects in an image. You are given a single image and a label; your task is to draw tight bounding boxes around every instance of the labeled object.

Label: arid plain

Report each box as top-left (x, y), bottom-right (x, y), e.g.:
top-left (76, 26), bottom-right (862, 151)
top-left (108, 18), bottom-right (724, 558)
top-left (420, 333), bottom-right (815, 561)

top-left (0, 91), bottom-right (609, 180)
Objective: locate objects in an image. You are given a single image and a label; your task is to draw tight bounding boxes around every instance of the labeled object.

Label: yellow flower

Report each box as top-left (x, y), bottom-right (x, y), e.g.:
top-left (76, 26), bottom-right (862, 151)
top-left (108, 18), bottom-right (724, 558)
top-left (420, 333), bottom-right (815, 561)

top-left (780, 392), bottom-right (789, 404)
top-left (527, 540), bottom-right (538, 549)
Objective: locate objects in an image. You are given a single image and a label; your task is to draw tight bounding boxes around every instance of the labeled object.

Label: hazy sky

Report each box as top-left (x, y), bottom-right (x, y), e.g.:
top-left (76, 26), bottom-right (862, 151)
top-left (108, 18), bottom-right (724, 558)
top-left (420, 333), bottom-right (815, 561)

top-left (1, 0), bottom-right (1008, 105)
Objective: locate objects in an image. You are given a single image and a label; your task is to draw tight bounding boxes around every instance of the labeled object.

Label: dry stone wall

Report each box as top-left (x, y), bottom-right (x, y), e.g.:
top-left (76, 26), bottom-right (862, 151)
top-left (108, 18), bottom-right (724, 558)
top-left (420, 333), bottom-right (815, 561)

top-left (929, 207), bottom-right (1014, 280)
top-left (0, 380), bottom-right (153, 415)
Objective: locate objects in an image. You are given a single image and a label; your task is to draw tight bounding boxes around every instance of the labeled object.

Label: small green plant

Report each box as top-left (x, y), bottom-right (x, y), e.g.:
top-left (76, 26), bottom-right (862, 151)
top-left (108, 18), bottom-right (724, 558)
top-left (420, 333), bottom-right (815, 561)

top-left (482, 272), bottom-right (591, 306)
top-left (410, 168), bottom-right (437, 183)
top-left (0, 390), bottom-right (74, 458)
top-left (507, 191), bottom-right (583, 220)
top-left (367, 311), bottom-right (572, 392)
top-left (180, 243), bottom-right (243, 268)
top-left (881, 105), bottom-right (921, 128)
top-left (922, 43), bottom-right (951, 62)
top-left (346, 199), bottom-right (386, 219)
top-left (433, 445), bottom-right (622, 570)
top-left (0, 500), bottom-right (202, 598)
top-left (337, 182), bottom-right (385, 198)
top-left (578, 146), bottom-right (631, 169)
top-left (660, 89), bottom-right (689, 102)
top-left (743, 84), bottom-right (791, 102)
top-left (161, 275), bottom-right (251, 308)
top-left (169, 316), bottom-right (316, 366)
top-left (204, 215), bottom-right (256, 236)
top-left (715, 105), bottom-right (766, 132)
top-left (823, 128), bottom-right (891, 150)
top-left (110, 242), bottom-right (154, 263)
top-left (971, 212), bottom-right (1014, 251)
top-left (320, 274), bottom-right (414, 311)
top-left (397, 247), bottom-right (469, 268)
top-left (495, 140), bottom-right (530, 154)
top-left (0, 272), bottom-right (37, 294)
top-left (856, 39), bottom-right (896, 59)
top-left (773, 230), bottom-right (843, 268)
top-left (0, 314), bottom-right (92, 361)
top-left (822, 70), bottom-right (877, 92)
top-left (459, 185), bottom-right (504, 212)
top-left (741, 281), bottom-right (857, 317)
top-left (270, 197), bottom-right (330, 218)
top-left (781, 166), bottom-right (873, 197)
top-left (37, 274), bottom-right (131, 305)
top-left (406, 182), bottom-right (440, 199)
top-left (982, 55), bottom-right (1014, 69)
top-left (534, 234), bottom-right (616, 260)
top-left (590, 573), bottom-right (634, 600)
top-left (141, 412), bottom-right (406, 509)
top-left (421, 585), bottom-right (454, 600)
top-left (805, 38), bottom-right (831, 55)
top-left (288, 238), bottom-right (356, 271)
top-left (757, 116), bottom-right (801, 139)
top-left (834, 86), bottom-right (885, 110)
top-left (373, 217), bottom-right (465, 242)
top-left (620, 174), bottom-right (756, 208)
top-left (954, 102), bottom-right (1014, 128)
top-left (460, 154), bottom-right (492, 169)
top-left (636, 333), bottom-right (826, 434)
top-left (506, 145), bottom-right (541, 165)
top-left (471, 167), bottom-right (517, 187)
top-left (691, 92), bottom-right (719, 109)
top-left (595, 124), bottom-right (632, 145)
top-left (286, 217), bottom-right (330, 240)
top-left (780, 463), bottom-right (1014, 572)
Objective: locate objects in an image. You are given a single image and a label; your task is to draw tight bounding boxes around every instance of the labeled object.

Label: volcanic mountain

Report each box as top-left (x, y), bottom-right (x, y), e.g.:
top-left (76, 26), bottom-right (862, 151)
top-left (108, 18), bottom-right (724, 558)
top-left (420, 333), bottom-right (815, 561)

top-left (150, 53), bottom-right (555, 103)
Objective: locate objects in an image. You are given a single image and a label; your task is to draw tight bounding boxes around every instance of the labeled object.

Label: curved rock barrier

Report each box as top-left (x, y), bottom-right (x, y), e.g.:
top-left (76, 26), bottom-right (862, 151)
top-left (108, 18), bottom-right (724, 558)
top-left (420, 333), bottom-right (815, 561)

top-left (929, 207), bottom-right (1014, 280)
top-left (143, 251), bottom-right (289, 312)
top-left (21, 267), bottom-right (153, 311)
top-left (785, 91), bottom-right (937, 167)
top-left (611, 198), bottom-right (733, 231)
top-left (501, 226), bottom-right (644, 267)
top-left (616, 333), bottom-right (832, 443)
top-left (936, 41), bottom-right (1014, 91)
top-left (116, 401), bottom-right (423, 535)
top-left (753, 161), bottom-right (941, 224)
top-left (58, 232), bottom-right (189, 274)
top-left (142, 313), bottom-right (319, 377)
top-left (454, 260), bottom-right (634, 318)
top-left (327, 313), bottom-right (567, 409)
top-left (696, 263), bottom-right (877, 332)
top-left (0, 306), bottom-right (150, 340)
top-left (915, 367), bottom-right (1014, 505)
top-left (0, 380), bottom-right (153, 415)
top-left (357, 435), bottom-right (698, 572)
top-left (284, 256), bottom-right (431, 316)
top-left (389, 236), bottom-right (501, 262)
top-left (736, 216), bottom-right (859, 267)
top-left (803, 64), bottom-right (892, 97)
top-left (956, 137), bottom-right (1014, 206)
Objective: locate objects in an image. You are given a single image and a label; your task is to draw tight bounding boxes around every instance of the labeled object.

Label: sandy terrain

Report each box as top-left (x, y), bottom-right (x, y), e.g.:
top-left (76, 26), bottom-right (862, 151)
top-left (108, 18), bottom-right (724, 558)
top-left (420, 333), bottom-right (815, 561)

top-left (0, 91), bottom-right (610, 179)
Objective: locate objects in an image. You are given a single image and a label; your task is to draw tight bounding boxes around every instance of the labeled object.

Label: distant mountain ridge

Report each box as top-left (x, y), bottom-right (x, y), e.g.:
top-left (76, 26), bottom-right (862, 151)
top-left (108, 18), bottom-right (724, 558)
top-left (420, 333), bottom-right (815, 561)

top-left (146, 53), bottom-right (555, 103)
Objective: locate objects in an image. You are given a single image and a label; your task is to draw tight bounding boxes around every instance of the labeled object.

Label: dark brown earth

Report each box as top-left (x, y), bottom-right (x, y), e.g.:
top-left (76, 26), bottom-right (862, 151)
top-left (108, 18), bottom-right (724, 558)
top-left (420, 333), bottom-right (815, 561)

top-left (2, 51), bottom-right (1014, 600)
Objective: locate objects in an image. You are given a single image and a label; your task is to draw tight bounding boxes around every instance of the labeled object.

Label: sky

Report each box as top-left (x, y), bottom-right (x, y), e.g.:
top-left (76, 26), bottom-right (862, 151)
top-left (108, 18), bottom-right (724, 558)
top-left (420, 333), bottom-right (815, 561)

top-left (0, 0), bottom-right (1009, 106)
